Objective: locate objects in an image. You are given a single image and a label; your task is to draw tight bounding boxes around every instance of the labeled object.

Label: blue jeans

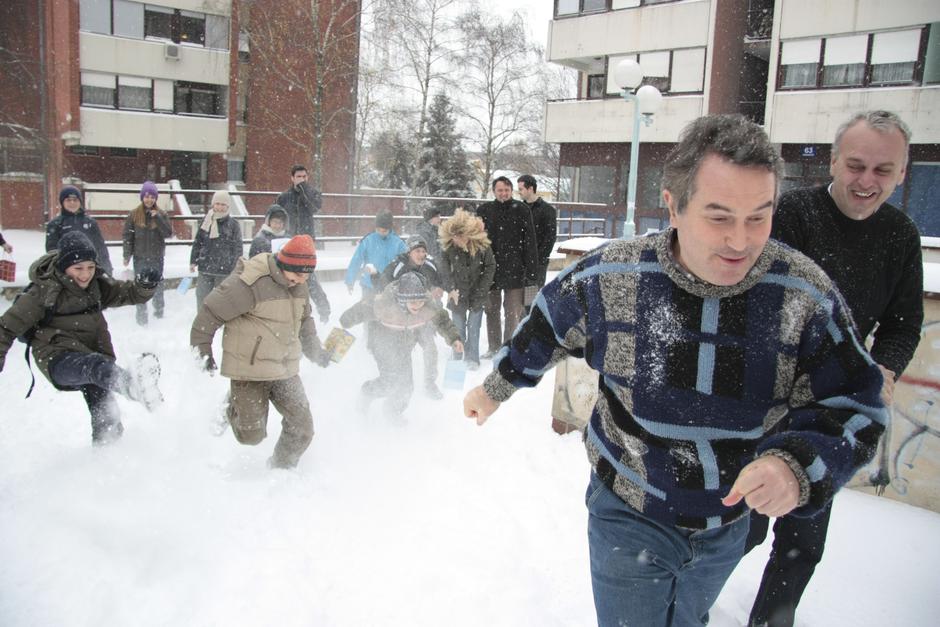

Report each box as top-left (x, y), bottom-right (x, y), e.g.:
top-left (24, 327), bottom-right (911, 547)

top-left (450, 305), bottom-right (483, 364)
top-left (586, 472), bottom-right (749, 627)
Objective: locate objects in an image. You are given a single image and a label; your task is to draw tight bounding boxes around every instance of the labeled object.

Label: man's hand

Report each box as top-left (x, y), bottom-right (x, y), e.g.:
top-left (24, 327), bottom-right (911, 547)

top-left (123, 258), bottom-right (130, 268)
top-left (190, 264), bottom-right (197, 273)
top-left (1, 242), bottom-right (12, 254)
top-left (878, 364), bottom-right (896, 406)
top-left (452, 340), bottom-right (464, 355)
top-left (463, 385), bottom-right (500, 426)
top-left (448, 289), bottom-right (459, 305)
top-left (431, 287), bottom-right (444, 300)
top-left (200, 354), bottom-right (217, 374)
top-left (722, 456), bottom-right (800, 518)
top-left (314, 350), bottom-right (332, 368)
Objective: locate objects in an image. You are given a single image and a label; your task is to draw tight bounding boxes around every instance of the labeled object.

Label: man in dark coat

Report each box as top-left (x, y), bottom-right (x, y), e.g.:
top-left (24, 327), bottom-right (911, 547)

top-left (46, 185), bottom-right (113, 275)
top-left (276, 164), bottom-right (322, 239)
top-left (474, 176), bottom-right (538, 358)
top-left (744, 110), bottom-right (924, 627)
top-left (517, 174), bottom-right (557, 289)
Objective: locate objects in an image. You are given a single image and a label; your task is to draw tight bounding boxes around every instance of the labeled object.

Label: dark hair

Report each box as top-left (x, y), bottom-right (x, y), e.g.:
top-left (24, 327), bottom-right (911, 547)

top-left (662, 114), bottom-right (783, 214)
top-left (291, 164), bottom-right (307, 176)
top-left (492, 176), bottom-right (513, 191)
top-left (517, 174), bottom-right (537, 192)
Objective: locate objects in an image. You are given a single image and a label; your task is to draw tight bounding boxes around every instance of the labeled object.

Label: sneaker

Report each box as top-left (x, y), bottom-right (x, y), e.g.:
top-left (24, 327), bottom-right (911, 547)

top-left (425, 382), bottom-right (443, 400)
top-left (126, 352), bottom-right (164, 411)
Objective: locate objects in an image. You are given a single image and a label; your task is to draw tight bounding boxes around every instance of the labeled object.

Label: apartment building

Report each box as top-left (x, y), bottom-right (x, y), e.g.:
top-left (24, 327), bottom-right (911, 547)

top-left (545, 0), bottom-right (940, 235)
top-left (0, 0), bottom-right (360, 231)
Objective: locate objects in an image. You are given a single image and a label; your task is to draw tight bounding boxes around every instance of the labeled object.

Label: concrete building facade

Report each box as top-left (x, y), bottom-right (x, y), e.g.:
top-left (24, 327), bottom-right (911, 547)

top-left (545, 0), bottom-right (940, 235)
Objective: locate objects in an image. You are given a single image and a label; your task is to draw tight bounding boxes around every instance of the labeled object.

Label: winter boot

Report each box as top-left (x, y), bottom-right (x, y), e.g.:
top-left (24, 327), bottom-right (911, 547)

top-left (425, 381), bottom-right (443, 400)
top-left (126, 353), bottom-right (164, 411)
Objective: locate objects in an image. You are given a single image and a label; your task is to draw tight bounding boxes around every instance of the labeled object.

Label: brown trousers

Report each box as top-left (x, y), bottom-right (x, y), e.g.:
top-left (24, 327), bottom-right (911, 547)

top-left (226, 374), bottom-right (314, 468)
top-left (484, 287), bottom-right (524, 353)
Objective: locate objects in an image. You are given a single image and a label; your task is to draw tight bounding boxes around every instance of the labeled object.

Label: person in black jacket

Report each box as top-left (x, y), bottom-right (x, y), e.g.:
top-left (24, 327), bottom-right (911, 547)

top-left (744, 110), bottom-right (924, 627)
top-left (190, 190), bottom-right (244, 309)
top-left (276, 164), bottom-right (321, 239)
top-left (249, 204), bottom-right (331, 323)
top-left (46, 185), bottom-right (113, 275)
top-left (517, 174), bottom-right (557, 290)
top-left (122, 181), bottom-right (172, 325)
top-left (0, 231), bottom-right (12, 254)
top-left (475, 176), bottom-right (538, 358)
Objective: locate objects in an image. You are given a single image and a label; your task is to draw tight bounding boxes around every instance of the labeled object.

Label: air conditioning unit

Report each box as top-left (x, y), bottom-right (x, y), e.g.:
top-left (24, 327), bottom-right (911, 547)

top-left (164, 43), bottom-right (181, 61)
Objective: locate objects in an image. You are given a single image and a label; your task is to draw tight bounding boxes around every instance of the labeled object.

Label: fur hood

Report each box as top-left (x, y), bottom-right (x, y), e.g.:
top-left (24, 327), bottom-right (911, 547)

top-left (439, 209), bottom-right (491, 256)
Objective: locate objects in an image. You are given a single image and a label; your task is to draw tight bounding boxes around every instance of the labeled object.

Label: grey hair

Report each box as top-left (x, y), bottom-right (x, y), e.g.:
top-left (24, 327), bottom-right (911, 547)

top-left (662, 114), bottom-right (783, 214)
top-left (832, 110), bottom-right (911, 159)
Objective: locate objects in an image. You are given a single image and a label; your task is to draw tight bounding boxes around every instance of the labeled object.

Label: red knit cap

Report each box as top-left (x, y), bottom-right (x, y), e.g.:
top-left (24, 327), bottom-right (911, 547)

top-left (276, 235), bottom-right (317, 273)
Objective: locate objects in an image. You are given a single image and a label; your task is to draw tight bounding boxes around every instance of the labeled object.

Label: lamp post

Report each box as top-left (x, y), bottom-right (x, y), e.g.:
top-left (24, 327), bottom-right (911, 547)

top-left (613, 59), bottom-right (662, 239)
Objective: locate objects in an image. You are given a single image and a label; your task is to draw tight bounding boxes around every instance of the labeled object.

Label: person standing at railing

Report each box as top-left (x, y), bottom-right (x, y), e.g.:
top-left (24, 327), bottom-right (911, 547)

top-left (46, 185), bottom-right (113, 275)
top-left (744, 110), bottom-right (924, 627)
top-left (0, 231), bottom-right (12, 254)
top-left (122, 181), bottom-right (172, 325)
top-left (190, 190), bottom-right (244, 310)
top-left (277, 164), bottom-right (331, 322)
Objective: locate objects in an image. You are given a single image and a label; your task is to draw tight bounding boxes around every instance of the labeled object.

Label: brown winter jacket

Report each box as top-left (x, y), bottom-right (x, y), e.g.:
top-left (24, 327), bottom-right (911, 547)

top-left (0, 251), bottom-right (154, 384)
top-left (339, 280), bottom-right (461, 344)
top-left (190, 253), bottom-right (326, 381)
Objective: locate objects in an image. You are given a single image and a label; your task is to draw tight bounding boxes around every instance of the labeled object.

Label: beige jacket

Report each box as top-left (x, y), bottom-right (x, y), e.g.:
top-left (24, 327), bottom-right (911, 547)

top-left (190, 253), bottom-right (324, 381)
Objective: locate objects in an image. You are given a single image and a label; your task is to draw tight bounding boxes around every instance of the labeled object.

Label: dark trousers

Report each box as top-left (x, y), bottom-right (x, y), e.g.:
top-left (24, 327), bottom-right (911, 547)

top-left (484, 287), bottom-right (524, 353)
top-left (744, 502), bottom-right (833, 627)
top-left (307, 273), bottom-right (331, 321)
top-left (195, 273), bottom-right (226, 310)
top-left (362, 327), bottom-right (418, 416)
top-left (48, 352), bottom-right (125, 443)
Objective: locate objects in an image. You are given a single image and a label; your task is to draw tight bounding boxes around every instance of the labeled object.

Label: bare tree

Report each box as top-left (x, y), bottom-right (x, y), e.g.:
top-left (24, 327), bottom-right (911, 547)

top-left (455, 9), bottom-right (542, 197)
top-left (242, 0), bottom-right (363, 188)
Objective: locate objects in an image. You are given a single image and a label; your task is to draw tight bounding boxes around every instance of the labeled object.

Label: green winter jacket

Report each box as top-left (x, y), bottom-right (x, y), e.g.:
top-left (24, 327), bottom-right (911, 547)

top-left (0, 251), bottom-right (154, 384)
top-left (440, 245), bottom-right (496, 312)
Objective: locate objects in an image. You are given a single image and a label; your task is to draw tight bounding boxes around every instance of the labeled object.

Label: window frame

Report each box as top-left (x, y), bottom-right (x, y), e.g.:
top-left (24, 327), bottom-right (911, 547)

top-left (777, 27), bottom-right (928, 91)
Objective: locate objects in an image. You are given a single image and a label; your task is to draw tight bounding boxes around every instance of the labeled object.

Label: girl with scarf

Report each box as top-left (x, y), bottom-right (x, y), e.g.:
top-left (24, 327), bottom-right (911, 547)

top-left (122, 181), bottom-right (172, 325)
top-left (189, 190), bottom-right (244, 309)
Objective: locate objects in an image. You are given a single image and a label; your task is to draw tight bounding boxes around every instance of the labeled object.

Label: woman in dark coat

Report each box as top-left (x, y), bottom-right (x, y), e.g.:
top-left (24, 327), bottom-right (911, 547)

top-left (122, 181), bottom-right (172, 325)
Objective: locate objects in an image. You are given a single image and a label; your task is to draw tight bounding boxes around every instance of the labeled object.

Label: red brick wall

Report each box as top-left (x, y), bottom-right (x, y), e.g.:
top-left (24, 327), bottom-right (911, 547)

top-left (0, 179), bottom-right (45, 230)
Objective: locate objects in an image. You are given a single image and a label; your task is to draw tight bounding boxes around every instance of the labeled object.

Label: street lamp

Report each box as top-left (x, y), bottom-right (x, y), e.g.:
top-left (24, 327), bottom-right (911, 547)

top-left (614, 58), bottom-right (662, 239)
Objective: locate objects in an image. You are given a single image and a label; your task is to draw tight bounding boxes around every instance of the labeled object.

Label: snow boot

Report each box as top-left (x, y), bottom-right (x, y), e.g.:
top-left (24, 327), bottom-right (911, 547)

top-left (126, 353), bottom-right (164, 411)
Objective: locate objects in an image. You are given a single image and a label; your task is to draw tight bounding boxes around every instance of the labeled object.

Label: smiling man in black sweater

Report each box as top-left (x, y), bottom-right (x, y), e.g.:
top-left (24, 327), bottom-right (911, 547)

top-left (745, 110), bottom-right (924, 627)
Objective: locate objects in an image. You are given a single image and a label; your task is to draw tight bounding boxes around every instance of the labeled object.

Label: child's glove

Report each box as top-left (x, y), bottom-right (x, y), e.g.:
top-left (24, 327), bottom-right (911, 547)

top-left (315, 350), bottom-right (332, 368)
top-left (201, 354), bottom-right (217, 374)
top-left (135, 267), bottom-right (163, 289)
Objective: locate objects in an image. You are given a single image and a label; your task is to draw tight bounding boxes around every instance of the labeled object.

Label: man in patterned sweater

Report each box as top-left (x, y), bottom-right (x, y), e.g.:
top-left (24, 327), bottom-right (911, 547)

top-left (463, 114), bottom-right (887, 627)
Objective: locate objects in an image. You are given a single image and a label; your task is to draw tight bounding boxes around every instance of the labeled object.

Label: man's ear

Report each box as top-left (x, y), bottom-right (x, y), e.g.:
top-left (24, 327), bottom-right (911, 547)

top-left (663, 189), bottom-right (678, 227)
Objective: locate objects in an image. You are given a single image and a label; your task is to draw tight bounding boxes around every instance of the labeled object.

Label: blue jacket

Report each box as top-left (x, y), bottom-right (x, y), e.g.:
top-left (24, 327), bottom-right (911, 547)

top-left (344, 231), bottom-right (406, 289)
top-left (483, 229), bottom-right (886, 530)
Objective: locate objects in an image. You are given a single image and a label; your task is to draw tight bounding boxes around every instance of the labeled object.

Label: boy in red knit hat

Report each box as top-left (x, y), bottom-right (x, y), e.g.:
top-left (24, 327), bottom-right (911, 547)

top-left (190, 234), bottom-right (332, 469)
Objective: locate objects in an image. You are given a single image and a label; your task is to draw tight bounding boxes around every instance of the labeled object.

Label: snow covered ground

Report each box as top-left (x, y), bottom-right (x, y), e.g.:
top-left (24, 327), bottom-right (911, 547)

top-left (1, 229), bottom-right (938, 626)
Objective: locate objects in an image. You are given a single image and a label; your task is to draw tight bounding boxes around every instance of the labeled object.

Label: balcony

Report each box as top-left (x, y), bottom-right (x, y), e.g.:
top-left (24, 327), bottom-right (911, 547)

top-left (544, 95), bottom-right (705, 144)
top-left (80, 108), bottom-right (228, 153)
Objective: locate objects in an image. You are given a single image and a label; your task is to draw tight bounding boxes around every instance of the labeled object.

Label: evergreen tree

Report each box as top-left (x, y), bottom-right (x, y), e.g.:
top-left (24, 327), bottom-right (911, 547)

top-left (413, 93), bottom-right (472, 208)
top-left (370, 130), bottom-right (415, 189)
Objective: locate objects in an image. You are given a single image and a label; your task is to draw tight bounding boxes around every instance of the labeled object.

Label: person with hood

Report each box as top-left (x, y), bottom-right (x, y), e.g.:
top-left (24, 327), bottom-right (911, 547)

top-left (344, 209), bottom-right (406, 299)
top-left (0, 231), bottom-right (163, 444)
top-left (474, 176), bottom-right (538, 358)
top-left (46, 185), bottom-right (113, 275)
top-left (438, 209), bottom-right (496, 371)
top-left (340, 271), bottom-right (463, 420)
top-left (0, 231), bottom-right (12, 254)
top-left (375, 235), bottom-right (448, 399)
top-left (249, 204), bottom-right (331, 324)
top-left (122, 181), bottom-right (172, 325)
top-left (190, 235), bottom-right (331, 469)
top-left (190, 190), bottom-right (244, 309)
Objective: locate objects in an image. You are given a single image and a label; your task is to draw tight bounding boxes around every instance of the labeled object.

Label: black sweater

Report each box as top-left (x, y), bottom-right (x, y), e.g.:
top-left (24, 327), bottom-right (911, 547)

top-left (771, 185), bottom-right (923, 376)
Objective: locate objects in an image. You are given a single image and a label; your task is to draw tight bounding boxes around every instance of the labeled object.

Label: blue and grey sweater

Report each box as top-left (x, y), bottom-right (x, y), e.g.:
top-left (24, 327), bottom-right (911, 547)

top-left (483, 229), bottom-right (887, 530)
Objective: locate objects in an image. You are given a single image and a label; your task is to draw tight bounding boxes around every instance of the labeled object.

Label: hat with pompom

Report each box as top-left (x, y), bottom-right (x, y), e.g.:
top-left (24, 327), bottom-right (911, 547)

top-left (276, 234), bottom-right (317, 273)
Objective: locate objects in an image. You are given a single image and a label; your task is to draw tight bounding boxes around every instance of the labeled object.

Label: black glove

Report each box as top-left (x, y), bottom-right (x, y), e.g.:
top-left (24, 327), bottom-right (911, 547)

top-left (135, 267), bottom-right (163, 289)
top-left (315, 350), bottom-right (332, 368)
top-left (319, 312), bottom-right (330, 325)
top-left (202, 354), bottom-right (217, 374)
top-left (0, 355), bottom-right (5, 373)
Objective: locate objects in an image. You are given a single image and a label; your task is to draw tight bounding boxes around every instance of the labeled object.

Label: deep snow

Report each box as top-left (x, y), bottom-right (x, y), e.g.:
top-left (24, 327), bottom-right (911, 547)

top-left (1, 230), bottom-right (938, 626)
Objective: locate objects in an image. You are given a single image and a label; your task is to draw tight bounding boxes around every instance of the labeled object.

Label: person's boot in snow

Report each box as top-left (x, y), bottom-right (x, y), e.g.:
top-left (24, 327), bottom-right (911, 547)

top-left (124, 353), bottom-right (163, 411)
top-left (425, 381), bottom-right (443, 400)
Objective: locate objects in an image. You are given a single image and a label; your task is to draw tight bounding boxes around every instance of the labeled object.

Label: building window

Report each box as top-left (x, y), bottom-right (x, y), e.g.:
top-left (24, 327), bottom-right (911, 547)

top-left (113, 0), bottom-right (144, 38)
top-left (109, 147), bottom-right (138, 157)
top-left (179, 10), bottom-right (206, 46)
top-left (822, 34), bottom-right (867, 87)
top-left (579, 165), bottom-right (616, 205)
top-left (154, 79), bottom-right (174, 112)
top-left (175, 81), bottom-right (225, 116)
top-left (144, 4), bottom-right (174, 41)
top-left (638, 50), bottom-right (671, 92)
top-left (779, 28), bottom-right (927, 90)
top-left (70, 145), bottom-right (100, 156)
top-left (79, 0), bottom-right (111, 34)
top-left (81, 72), bottom-right (117, 108)
top-left (587, 74), bottom-right (606, 99)
top-left (206, 14), bottom-right (230, 49)
top-left (227, 159), bottom-right (245, 182)
top-left (118, 75), bottom-right (153, 110)
top-left (605, 49), bottom-right (693, 96)
top-left (555, 0), bottom-right (609, 17)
